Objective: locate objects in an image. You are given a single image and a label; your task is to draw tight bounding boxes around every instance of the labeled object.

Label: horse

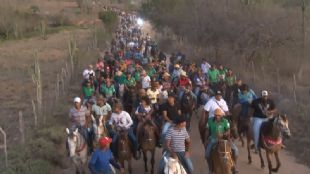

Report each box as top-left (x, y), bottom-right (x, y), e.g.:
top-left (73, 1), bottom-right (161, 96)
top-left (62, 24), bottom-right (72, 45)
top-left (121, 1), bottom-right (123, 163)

top-left (258, 114), bottom-right (291, 174)
top-left (231, 103), bottom-right (254, 163)
top-left (66, 128), bottom-right (88, 174)
top-left (209, 139), bottom-right (235, 174)
top-left (123, 86), bottom-right (137, 114)
top-left (163, 155), bottom-right (187, 174)
top-left (117, 129), bottom-right (133, 174)
top-left (140, 121), bottom-right (157, 174)
top-left (91, 115), bottom-right (108, 148)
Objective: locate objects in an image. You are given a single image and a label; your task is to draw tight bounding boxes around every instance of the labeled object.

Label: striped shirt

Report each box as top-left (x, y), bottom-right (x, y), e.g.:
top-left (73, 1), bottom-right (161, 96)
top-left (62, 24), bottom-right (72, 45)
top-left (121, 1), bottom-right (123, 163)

top-left (165, 127), bottom-right (189, 152)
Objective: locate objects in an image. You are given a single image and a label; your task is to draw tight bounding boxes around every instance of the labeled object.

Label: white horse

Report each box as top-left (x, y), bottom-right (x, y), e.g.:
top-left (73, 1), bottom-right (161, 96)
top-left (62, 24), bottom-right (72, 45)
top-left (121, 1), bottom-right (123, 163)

top-left (66, 128), bottom-right (88, 174)
top-left (163, 156), bottom-right (187, 174)
top-left (91, 115), bottom-right (108, 143)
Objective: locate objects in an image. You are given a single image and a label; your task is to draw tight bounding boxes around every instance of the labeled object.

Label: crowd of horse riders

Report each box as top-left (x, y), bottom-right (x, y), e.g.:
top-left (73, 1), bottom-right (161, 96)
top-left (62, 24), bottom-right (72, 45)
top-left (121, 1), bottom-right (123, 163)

top-left (66, 9), bottom-right (292, 174)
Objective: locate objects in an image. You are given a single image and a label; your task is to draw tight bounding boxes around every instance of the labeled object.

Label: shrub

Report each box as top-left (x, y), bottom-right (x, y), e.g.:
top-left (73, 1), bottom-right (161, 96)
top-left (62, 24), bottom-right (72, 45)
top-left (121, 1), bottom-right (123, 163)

top-left (98, 10), bottom-right (119, 31)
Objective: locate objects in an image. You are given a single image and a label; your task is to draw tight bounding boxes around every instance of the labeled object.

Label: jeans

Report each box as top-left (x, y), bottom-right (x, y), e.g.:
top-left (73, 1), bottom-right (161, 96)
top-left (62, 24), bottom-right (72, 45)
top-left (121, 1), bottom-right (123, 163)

top-left (205, 138), bottom-right (238, 159)
top-left (158, 151), bottom-right (194, 174)
top-left (111, 128), bottom-right (138, 156)
top-left (252, 117), bottom-right (268, 150)
top-left (194, 86), bottom-right (201, 97)
top-left (183, 112), bottom-right (192, 131)
top-left (161, 122), bottom-right (172, 145)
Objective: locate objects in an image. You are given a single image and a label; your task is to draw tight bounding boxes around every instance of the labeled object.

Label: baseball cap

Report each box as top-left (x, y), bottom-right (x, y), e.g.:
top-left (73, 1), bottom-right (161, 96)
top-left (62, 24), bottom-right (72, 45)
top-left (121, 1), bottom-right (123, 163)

top-left (215, 91), bottom-right (222, 95)
top-left (99, 137), bottom-right (112, 147)
top-left (73, 97), bottom-right (81, 103)
top-left (262, 90), bottom-right (268, 96)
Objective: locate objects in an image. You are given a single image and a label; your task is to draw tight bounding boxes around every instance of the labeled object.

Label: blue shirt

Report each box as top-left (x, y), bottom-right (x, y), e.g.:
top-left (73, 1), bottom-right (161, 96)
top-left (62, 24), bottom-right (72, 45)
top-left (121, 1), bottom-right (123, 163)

top-left (89, 149), bottom-right (113, 174)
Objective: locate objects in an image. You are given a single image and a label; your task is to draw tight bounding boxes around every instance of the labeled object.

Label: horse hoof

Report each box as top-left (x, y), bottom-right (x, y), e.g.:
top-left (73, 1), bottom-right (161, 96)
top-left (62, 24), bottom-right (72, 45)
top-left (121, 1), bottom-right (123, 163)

top-left (271, 168), bottom-right (278, 172)
top-left (248, 160), bottom-right (252, 164)
top-left (261, 165), bottom-right (265, 169)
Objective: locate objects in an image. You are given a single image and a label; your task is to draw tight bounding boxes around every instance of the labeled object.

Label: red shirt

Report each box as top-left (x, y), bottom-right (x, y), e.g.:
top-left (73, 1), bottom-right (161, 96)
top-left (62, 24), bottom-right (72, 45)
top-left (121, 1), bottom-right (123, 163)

top-left (178, 77), bottom-right (191, 87)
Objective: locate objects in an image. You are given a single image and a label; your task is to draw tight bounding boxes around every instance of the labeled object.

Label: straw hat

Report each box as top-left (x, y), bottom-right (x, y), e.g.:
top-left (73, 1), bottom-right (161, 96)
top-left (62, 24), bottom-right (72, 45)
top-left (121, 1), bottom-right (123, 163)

top-left (214, 108), bottom-right (224, 116)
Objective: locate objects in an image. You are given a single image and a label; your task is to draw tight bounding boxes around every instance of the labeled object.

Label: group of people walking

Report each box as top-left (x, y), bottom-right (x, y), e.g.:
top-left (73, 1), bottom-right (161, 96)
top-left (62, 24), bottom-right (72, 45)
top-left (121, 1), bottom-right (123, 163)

top-left (67, 8), bottom-right (279, 174)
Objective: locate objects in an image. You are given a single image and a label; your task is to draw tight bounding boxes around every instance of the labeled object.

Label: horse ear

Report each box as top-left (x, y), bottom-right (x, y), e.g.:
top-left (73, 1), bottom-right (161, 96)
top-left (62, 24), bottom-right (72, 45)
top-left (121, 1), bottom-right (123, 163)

top-left (66, 128), bottom-right (70, 135)
top-left (74, 128), bottom-right (78, 135)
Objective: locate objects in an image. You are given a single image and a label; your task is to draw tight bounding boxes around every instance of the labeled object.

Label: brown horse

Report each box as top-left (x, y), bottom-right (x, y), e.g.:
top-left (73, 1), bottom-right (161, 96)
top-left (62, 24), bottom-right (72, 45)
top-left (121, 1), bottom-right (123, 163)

top-left (210, 139), bottom-right (235, 174)
top-left (258, 114), bottom-right (291, 174)
top-left (139, 121), bottom-right (157, 174)
top-left (117, 129), bottom-right (133, 174)
top-left (232, 104), bottom-right (254, 163)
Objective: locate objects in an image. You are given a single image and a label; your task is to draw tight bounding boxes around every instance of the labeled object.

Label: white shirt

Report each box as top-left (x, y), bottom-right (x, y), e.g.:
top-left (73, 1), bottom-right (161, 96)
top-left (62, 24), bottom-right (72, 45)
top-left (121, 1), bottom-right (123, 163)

top-left (201, 62), bottom-right (211, 74)
top-left (109, 111), bottom-right (133, 130)
top-left (83, 69), bottom-right (95, 80)
top-left (141, 75), bottom-right (151, 89)
top-left (203, 97), bottom-right (229, 118)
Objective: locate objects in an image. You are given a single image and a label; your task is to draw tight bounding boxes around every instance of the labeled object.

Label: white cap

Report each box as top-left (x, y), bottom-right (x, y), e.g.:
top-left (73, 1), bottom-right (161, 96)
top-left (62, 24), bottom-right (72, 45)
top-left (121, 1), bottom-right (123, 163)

top-left (180, 71), bottom-right (187, 77)
top-left (73, 97), bottom-right (81, 103)
top-left (262, 90), bottom-right (268, 96)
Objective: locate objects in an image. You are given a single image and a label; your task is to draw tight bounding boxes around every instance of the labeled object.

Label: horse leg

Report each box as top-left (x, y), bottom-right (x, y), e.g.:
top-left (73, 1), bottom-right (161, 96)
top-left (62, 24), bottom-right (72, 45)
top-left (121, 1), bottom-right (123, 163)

top-left (247, 131), bottom-right (252, 164)
top-left (258, 148), bottom-right (265, 168)
top-left (128, 159), bottom-right (133, 174)
top-left (266, 151), bottom-right (273, 174)
top-left (272, 151), bottom-right (281, 172)
top-left (143, 150), bottom-right (148, 173)
top-left (151, 150), bottom-right (155, 174)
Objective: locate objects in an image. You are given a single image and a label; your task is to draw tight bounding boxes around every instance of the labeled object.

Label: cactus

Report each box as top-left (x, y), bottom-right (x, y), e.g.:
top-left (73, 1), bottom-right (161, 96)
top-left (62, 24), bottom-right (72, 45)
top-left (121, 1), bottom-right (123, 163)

top-left (31, 51), bottom-right (42, 124)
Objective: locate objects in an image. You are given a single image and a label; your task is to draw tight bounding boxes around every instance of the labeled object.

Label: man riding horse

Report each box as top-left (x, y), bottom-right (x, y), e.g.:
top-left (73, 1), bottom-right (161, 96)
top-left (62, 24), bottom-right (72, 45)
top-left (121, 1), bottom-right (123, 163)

top-left (109, 101), bottom-right (140, 160)
top-left (204, 109), bottom-right (239, 174)
top-left (251, 90), bottom-right (276, 152)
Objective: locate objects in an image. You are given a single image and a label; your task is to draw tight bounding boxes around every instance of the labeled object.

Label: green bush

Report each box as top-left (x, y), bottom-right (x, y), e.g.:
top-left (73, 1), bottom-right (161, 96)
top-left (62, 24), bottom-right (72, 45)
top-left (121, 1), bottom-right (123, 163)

top-left (98, 11), bottom-right (119, 31)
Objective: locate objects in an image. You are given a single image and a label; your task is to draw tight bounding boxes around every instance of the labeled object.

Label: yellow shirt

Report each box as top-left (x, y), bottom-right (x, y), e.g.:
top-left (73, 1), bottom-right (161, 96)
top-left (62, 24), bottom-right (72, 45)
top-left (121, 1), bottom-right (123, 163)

top-left (147, 89), bottom-right (160, 104)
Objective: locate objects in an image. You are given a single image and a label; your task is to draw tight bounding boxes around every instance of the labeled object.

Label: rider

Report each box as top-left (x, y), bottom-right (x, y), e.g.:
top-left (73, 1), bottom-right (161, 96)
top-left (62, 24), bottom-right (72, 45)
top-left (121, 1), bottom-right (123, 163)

top-left (165, 115), bottom-right (194, 174)
top-left (109, 102), bottom-right (140, 159)
top-left (147, 81), bottom-right (160, 106)
top-left (92, 95), bottom-right (112, 126)
top-left (100, 78), bottom-right (116, 100)
top-left (251, 90), bottom-right (276, 152)
top-left (161, 93), bottom-right (182, 144)
top-left (203, 90), bottom-right (229, 120)
top-left (69, 97), bottom-right (91, 151)
top-left (89, 137), bottom-right (125, 174)
top-left (124, 72), bottom-right (136, 89)
top-left (238, 84), bottom-right (257, 117)
top-left (205, 108), bottom-right (239, 174)
top-left (82, 80), bottom-right (95, 105)
top-left (180, 83), bottom-right (197, 131)
top-left (135, 96), bottom-right (159, 144)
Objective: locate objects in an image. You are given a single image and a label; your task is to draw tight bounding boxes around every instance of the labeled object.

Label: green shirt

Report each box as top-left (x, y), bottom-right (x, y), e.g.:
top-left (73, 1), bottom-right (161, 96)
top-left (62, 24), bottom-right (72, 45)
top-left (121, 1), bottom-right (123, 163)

top-left (134, 71), bottom-right (141, 81)
top-left (226, 75), bottom-right (236, 87)
top-left (207, 118), bottom-right (230, 140)
top-left (114, 74), bottom-right (126, 84)
top-left (101, 84), bottom-right (115, 98)
top-left (82, 86), bottom-right (94, 97)
top-left (124, 78), bottom-right (136, 87)
top-left (147, 68), bottom-right (156, 77)
top-left (208, 69), bottom-right (219, 83)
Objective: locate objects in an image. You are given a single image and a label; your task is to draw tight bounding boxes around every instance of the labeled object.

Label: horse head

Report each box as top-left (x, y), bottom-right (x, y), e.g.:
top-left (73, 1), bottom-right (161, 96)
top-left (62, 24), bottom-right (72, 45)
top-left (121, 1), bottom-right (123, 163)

top-left (275, 114), bottom-right (291, 139)
top-left (229, 119), bottom-right (239, 140)
top-left (66, 128), bottom-right (79, 158)
top-left (142, 122), bottom-right (156, 142)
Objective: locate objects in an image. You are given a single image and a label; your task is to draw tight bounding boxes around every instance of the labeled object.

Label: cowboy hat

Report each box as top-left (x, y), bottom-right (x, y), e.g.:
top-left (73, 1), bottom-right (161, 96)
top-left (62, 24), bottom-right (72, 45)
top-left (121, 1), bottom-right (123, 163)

top-left (214, 108), bottom-right (224, 116)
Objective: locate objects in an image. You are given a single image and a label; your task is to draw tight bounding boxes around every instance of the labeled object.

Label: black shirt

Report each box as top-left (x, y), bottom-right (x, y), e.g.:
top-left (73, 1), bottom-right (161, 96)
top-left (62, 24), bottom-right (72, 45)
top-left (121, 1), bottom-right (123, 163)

top-left (252, 98), bottom-right (275, 118)
top-left (162, 102), bottom-right (181, 121)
